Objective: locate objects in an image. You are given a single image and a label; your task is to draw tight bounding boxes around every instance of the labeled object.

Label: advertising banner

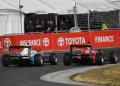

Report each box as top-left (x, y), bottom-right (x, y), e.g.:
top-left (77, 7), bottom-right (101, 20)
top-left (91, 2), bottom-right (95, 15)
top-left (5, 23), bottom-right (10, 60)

top-left (90, 30), bottom-right (118, 48)
top-left (52, 32), bottom-right (90, 51)
top-left (0, 30), bottom-right (120, 54)
top-left (0, 36), bottom-right (3, 53)
top-left (118, 30), bottom-right (120, 46)
top-left (12, 33), bottom-right (53, 51)
top-left (2, 36), bottom-right (14, 53)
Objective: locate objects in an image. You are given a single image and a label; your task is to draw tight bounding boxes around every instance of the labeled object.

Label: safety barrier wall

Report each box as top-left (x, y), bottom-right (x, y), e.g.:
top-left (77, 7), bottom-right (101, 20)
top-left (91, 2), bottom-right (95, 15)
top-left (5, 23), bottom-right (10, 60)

top-left (0, 36), bottom-right (3, 53)
top-left (118, 31), bottom-right (120, 46)
top-left (0, 30), bottom-right (120, 54)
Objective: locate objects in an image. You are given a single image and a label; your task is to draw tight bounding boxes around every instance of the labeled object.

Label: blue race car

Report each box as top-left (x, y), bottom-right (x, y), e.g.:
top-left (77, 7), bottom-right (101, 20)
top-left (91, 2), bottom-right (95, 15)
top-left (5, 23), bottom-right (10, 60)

top-left (2, 46), bottom-right (57, 66)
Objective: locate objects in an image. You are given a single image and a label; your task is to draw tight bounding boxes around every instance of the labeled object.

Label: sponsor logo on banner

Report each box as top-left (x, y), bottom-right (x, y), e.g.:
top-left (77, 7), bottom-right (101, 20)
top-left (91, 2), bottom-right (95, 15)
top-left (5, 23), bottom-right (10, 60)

top-left (43, 37), bottom-right (49, 47)
top-left (95, 36), bottom-right (114, 43)
top-left (58, 37), bottom-right (64, 46)
top-left (20, 37), bottom-right (50, 47)
top-left (4, 38), bottom-right (11, 47)
top-left (57, 37), bottom-right (86, 46)
top-left (20, 39), bottom-right (42, 46)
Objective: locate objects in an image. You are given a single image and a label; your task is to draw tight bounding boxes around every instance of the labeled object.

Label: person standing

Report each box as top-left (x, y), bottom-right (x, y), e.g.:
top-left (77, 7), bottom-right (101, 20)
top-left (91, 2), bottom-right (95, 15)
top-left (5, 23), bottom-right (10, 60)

top-left (101, 22), bottom-right (108, 31)
top-left (59, 21), bottom-right (67, 31)
top-left (46, 20), bottom-right (55, 33)
top-left (45, 20), bottom-right (50, 33)
top-left (27, 20), bottom-right (34, 32)
top-left (35, 19), bottom-right (41, 32)
top-left (40, 20), bottom-right (45, 33)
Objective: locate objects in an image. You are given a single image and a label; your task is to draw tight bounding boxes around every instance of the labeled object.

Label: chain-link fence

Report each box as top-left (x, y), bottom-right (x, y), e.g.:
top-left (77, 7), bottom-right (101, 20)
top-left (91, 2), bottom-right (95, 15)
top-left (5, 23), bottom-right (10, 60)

top-left (57, 10), bottom-right (120, 32)
top-left (77, 10), bottom-right (120, 31)
top-left (24, 10), bottom-right (120, 33)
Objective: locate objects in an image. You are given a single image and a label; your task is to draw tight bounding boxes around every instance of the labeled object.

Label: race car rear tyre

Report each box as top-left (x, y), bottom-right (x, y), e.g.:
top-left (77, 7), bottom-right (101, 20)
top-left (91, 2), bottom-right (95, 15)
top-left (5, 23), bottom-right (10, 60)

top-left (96, 53), bottom-right (104, 65)
top-left (2, 54), bottom-right (11, 67)
top-left (110, 52), bottom-right (117, 64)
top-left (49, 53), bottom-right (57, 65)
top-left (34, 54), bottom-right (43, 66)
top-left (63, 53), bottom-right (72, 65)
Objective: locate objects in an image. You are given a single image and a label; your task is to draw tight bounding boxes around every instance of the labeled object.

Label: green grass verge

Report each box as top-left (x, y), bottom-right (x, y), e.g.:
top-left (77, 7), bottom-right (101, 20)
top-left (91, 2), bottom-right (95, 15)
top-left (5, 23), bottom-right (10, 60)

top-left (70, 64), bottom-right (120, 86)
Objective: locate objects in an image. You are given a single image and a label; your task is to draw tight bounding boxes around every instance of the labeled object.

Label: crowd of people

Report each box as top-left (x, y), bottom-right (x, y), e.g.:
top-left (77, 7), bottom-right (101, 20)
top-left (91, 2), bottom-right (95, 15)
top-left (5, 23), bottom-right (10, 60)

top-left (26, 19), bottom-right (108, 33)
top-left (26, 19), bottom-right (70, 33)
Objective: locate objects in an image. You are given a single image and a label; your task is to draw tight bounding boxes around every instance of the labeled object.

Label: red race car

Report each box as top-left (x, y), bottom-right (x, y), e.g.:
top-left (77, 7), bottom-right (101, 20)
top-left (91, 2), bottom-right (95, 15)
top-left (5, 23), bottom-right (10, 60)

top-left (63, 44), bottom-right (118, 65)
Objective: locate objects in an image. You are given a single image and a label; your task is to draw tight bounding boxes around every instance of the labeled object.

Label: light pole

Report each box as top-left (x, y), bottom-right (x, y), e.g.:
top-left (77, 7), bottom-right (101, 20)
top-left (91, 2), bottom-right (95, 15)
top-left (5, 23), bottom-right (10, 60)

top-left (73, 3), bottom-right (78, 30)
top-left (88, 10), bottom-right (91, 31)
top-left (19, 0), bottom-right (23, 33)
top-left (114, 9), bottom-right (120, 28)
top-left (72, 1), bottom-right (91, 31)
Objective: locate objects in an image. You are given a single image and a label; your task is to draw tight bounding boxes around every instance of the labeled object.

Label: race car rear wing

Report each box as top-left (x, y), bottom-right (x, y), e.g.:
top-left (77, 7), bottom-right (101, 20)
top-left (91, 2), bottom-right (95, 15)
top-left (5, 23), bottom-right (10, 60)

top-left (70, 44), bottom-right (92, 54)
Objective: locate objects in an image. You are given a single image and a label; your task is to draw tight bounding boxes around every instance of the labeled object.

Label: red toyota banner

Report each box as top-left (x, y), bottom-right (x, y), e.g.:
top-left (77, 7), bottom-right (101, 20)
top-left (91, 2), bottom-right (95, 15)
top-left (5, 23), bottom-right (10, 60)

top-left (0, 30), bottom-right (120, 54)
top-left (52, 32), bottom-right (90, 51)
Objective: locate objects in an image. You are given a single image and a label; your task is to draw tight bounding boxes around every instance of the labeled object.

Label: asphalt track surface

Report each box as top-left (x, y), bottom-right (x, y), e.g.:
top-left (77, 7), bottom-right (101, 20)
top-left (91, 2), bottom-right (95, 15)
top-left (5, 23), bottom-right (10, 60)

top-left (0, 59), bottom-right (83, 86)
top-left (0, 52), bottom-right (120, 86)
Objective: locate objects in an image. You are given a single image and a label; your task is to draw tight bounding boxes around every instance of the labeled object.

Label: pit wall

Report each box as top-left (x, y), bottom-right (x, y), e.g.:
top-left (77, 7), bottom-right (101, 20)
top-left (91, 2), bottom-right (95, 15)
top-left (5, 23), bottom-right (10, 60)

top-left (0, 30), bottom-right (120, 53)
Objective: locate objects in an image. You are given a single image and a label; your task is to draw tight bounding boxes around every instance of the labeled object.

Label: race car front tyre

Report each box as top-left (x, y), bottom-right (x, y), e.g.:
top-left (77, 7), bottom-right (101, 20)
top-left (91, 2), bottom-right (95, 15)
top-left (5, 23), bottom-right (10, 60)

top-left (110, 52), bottom-right (117, 64)
top-left (63, 53), bottom-right (72, 65)
top-left (2, 54), bottom-right (11, 67)
top-left (34, 54), bottom-right (43, 66)
top-left (96, 53), bottom-right (104, 65)
top-left (49, 53), bottom-right (57, 65)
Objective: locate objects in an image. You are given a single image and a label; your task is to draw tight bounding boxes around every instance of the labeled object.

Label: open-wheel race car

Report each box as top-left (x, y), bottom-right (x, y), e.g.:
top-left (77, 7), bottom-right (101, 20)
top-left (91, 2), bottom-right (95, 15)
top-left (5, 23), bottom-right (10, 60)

top-left (2, 46), bottom-right (57, 67)
top-left (63, 44), bottom-right (118, 65)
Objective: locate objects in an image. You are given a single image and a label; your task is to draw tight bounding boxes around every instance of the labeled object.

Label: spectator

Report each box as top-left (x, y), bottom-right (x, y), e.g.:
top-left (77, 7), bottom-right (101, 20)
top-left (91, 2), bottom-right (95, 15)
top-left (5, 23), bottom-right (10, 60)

top-left (45, 20), bottom-right (50, 32)
top-left (35, 19), bottom-right (41, 32)
top-left (41, 20), bottom-right (45, 33)
top-left (46, 20), bottom-right (55, 33)
top-left (58, 21), bottom-right (67, 31)
top-left (101, 22), bottom-right (108, 31)
top-left (27, 20), bottom-right (34, 32)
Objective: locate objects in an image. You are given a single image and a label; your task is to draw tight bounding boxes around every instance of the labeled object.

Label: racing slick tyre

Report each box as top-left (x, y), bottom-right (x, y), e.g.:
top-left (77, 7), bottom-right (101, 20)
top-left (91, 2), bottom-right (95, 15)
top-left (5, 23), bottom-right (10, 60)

top-left (49, 53), bottom-right (57, 65)
top-left (34, 54), bottom-right (43, 66)
top-left (63, 53), bottom-right (72, 65)
top-left (110, 52), bottom-right (117, 64)
top-left (96, 53), bottom-right (104, 65)
top-left (2, 54), bottom-right (11, 67)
